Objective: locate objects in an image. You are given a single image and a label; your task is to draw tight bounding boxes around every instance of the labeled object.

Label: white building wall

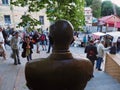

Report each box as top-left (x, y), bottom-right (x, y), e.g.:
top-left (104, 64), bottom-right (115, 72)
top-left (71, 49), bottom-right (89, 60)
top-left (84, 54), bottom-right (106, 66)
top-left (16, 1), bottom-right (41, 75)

top-left (84, 7), bottom-right (93, 26)
top-left (0, 0), bottom-right (50, 31)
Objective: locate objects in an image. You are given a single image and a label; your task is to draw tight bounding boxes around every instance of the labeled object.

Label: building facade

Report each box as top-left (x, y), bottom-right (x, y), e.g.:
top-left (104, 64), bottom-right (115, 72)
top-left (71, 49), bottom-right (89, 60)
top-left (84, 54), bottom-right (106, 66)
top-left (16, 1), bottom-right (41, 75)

top-left (84, 7), bottom-right (93, 26)
top-left (0, 0), bottom-right (50, 31)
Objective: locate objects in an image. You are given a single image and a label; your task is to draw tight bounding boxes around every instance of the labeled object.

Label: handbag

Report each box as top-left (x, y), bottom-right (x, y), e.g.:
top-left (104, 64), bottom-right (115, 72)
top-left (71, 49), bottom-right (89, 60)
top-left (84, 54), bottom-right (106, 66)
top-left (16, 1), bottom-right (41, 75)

top-left (21, 51), bottom-right (26, 58)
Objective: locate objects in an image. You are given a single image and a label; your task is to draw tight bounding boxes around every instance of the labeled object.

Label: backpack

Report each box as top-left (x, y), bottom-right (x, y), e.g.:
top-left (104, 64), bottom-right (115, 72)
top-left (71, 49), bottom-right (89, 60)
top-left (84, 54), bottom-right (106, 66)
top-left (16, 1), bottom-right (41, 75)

top-left (40, 34), bottom-right (45, 41)
top-left (87, 46), bottom-right (97, 60)
top-left (88, 46), bottom-right (96, 56)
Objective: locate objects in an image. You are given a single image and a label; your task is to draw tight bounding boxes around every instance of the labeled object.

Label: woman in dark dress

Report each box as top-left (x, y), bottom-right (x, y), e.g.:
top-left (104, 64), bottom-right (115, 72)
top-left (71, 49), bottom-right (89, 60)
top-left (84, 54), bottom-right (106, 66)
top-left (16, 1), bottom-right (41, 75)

top-left (22, 36), bottom-right (33, 61)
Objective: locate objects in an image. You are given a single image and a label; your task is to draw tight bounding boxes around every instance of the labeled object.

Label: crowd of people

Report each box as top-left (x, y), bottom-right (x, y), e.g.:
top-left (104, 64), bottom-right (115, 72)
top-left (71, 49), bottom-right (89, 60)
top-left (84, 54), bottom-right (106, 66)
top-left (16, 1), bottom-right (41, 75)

top-left (73, 31), bottom-right (120, 77)
top-left (0, 27), bottom-right (52, 65)
top-left (84, 35), bottom-right (120, 77)
top-left (0, 26), bottom-right (120, 67)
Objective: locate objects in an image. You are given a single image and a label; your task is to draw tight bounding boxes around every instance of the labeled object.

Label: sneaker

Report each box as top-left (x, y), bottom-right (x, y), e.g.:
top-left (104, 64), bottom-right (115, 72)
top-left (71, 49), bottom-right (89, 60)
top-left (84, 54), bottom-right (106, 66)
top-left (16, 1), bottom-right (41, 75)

top-left (98, 69), bottom-right (102, 71)
top-left (18, 62), bottom-right (21, 64)
top-left (36, 51), bottom-right (40, 53)
top-left (14, 63), bottom-right (17, 65)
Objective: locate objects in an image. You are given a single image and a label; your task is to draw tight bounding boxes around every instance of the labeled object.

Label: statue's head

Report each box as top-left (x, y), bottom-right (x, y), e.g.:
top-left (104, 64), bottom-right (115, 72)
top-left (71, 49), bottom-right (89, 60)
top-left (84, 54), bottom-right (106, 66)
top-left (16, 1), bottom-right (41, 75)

top-left (49, 20), bottom-right (74, 51)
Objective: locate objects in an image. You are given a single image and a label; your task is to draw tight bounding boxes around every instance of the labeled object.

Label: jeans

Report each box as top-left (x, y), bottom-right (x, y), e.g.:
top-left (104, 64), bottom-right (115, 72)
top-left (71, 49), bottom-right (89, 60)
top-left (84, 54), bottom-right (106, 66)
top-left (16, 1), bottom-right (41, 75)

top-left (27, 54), bottom-right (32, 61)
top-left (96, 57), bottom-right (103, 69)
top-left (12, 49), bottom-right (20, 64)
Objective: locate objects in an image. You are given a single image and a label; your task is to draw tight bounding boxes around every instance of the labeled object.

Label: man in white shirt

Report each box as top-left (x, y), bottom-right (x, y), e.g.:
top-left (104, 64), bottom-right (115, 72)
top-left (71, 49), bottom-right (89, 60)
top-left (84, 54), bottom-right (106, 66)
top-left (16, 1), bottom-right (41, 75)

top-left (96, 40), bottom-right (109, 71)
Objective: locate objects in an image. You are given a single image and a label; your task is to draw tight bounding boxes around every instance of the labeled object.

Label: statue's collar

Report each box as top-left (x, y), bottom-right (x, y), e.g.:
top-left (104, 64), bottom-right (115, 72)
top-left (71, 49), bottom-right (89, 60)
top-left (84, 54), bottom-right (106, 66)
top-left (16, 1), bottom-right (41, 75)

top-left (48, 51), bottom-right (73, 60)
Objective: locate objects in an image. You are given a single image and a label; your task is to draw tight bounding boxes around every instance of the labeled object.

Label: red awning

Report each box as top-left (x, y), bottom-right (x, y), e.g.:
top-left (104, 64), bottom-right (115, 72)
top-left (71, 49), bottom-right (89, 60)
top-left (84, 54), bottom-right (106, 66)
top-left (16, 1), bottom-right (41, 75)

top-left (98, 15), bottom-right (120, 27)
top-left (116, 22), bottom-right (120, 28)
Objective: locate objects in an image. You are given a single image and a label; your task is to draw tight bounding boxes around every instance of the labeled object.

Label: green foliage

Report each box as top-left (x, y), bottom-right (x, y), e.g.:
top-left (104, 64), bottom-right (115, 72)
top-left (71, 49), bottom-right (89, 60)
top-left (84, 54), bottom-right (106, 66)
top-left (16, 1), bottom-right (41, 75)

top-left (101, 1), bottom-right (114, 16)
top-left (101, 1), bottom-right (120, 17)
top-left (116, 6), bottom-right (120, 17)
top-left (91, 0), bottom-right (102, 18)
top-left (85, 0), bottom-right (93, 7)
top-left (11, 0), bottom-right (85, 31)
top-left (17, 14), bottom-right (41, 32)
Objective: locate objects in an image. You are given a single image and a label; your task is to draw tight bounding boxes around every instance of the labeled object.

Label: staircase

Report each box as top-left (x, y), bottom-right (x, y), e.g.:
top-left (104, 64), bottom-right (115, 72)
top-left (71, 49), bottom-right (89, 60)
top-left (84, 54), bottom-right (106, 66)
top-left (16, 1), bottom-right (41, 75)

top-left (85, 71), bottom-right (120, 90)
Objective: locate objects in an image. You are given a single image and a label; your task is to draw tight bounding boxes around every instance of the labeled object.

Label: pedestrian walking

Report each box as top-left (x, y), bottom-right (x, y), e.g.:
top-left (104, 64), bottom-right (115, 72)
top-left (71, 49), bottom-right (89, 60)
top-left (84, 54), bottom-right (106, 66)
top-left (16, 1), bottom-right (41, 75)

top-left (10, 31), bottom-right (21, 65)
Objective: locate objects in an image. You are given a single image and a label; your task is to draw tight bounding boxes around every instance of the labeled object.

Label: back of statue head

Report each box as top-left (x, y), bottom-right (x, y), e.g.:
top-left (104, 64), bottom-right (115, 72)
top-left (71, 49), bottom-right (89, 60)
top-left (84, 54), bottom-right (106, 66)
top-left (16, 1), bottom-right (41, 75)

top-left (25, 20), bottom-right (93, 90)
top-left (50, 20), bottom-right (74, 50)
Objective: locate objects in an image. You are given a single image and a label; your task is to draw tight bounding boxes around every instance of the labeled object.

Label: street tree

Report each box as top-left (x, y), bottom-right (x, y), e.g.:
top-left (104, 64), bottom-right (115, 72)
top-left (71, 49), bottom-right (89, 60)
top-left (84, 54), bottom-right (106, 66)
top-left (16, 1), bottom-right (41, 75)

top-left (91, 0), bottom-right (102, 18)
top-left (85, 0), bottom-right (93, 7)
top-left (11, 0), bottom-right (85, 31)
top-left (101, 1), bottom-right (114, 16)
top-left (101, 1), bottom-right (120, 17)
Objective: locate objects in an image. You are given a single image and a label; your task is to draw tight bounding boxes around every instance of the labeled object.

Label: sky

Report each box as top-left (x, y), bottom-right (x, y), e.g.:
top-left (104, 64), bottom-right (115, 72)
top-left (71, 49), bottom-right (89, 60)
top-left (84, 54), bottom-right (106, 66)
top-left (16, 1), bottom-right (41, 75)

top-left (102, 0), bottom-right (120, 6)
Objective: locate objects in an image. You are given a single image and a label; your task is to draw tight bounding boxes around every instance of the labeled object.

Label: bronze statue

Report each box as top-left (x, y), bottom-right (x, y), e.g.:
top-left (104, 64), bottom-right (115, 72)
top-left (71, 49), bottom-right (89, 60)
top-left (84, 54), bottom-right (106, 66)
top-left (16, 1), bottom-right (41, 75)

top-left (25, 20), bottom-right (93, 90)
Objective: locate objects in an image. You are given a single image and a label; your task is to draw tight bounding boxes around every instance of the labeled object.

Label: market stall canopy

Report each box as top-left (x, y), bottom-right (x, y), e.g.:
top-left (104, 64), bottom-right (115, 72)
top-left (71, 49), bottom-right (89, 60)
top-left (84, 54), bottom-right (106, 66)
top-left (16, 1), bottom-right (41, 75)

top-left (106, 31), bottom-right (120, 42)
top-left (98, 15), bottom-right (120, 28)
top-left (92, 32), bottom-right (106, 39)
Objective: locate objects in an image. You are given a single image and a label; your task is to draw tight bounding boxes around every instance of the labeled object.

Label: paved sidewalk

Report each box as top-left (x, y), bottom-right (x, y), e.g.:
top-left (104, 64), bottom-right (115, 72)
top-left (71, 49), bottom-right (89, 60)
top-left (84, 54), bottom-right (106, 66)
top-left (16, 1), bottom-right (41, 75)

top-left (0, 45), bottom-right (51, 90)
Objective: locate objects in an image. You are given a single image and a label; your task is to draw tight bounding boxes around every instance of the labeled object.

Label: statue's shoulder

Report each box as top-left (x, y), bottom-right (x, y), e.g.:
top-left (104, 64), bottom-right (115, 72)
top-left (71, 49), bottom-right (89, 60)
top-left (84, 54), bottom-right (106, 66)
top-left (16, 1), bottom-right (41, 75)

top-left (25, 58), bottom-right (48, 68)
top-left (72, 58), bottom-right (93, 69)
top-left (73, 57), bottom-right (91, 64)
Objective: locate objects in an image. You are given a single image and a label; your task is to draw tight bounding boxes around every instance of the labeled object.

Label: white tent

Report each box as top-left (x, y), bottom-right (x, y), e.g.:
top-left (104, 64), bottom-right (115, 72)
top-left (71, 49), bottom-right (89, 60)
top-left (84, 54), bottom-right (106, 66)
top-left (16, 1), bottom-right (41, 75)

top-left (92, 32), bottom-right (106, 39)
top-left (106, 31), bottom-right (120, 42)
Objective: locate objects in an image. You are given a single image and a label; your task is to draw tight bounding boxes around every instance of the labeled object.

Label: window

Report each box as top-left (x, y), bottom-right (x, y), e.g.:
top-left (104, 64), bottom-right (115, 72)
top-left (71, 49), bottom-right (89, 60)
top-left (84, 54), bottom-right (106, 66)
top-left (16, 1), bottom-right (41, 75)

top-left (39, 16), bottom-right (44, 25)
top-left (2, 0), bottom-right (9, 5)
top-left (4, 15), bottom-right (11, 24)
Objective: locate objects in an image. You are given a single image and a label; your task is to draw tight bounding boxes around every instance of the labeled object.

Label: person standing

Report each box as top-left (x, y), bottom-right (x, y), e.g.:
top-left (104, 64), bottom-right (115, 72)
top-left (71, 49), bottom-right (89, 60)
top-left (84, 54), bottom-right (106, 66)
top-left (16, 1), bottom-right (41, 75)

top-left (117, 37), bottom-right (120, 53)
top-left (39, 33), bottom-right (47, 51)
top-left (109, 42), bottom-right (117, 54)
top-left (96, 40), bottom-right (109, 71)
top-left (85, 40), bottom-right (98, 66)
top-left (46, 24), bottom-right (54, 53)
top-left (83, 34), bottom-right (87, 47)
top-left (85, 40), bottom-right (98, 77)
top-left (46, 35), bottom-right (53, 53)
top-left (0, 27), bottom-right (6, 60)
top-left (22, 36), bottom-right (33, 61)
top-left (10, 31), bottom-right (21, 65)
top-left (32, 30), bottom-right (40, 53)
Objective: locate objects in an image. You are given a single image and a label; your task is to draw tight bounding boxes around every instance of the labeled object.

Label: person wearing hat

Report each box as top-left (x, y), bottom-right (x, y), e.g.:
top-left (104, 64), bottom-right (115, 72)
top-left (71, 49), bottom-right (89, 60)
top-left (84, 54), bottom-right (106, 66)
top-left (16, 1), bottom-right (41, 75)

top-left (10, 31), bottom-right (21, 65)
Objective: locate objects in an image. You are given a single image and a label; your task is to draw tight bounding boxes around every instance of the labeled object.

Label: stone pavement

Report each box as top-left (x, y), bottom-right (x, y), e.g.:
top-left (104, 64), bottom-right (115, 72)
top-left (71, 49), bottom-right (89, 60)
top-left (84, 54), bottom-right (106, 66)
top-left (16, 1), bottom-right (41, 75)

top-left (0, 46), bottom-right (120, 90)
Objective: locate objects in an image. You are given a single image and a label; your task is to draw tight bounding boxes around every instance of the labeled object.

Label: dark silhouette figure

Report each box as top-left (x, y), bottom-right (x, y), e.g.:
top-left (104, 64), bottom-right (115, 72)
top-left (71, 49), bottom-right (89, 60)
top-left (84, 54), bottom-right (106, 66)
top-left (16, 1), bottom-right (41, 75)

top-left (46, 25), bottom-right (54, 53)
top-left (25, 20), bottom-right (93, 90)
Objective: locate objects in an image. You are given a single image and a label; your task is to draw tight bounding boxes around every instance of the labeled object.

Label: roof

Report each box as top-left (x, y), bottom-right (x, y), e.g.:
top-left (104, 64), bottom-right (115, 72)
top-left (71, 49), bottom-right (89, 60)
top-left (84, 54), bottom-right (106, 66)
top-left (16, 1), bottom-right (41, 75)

top-left (92, 32), bottom-right (106, 39)
top-left (98, 15), bottom-right (120, 28)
